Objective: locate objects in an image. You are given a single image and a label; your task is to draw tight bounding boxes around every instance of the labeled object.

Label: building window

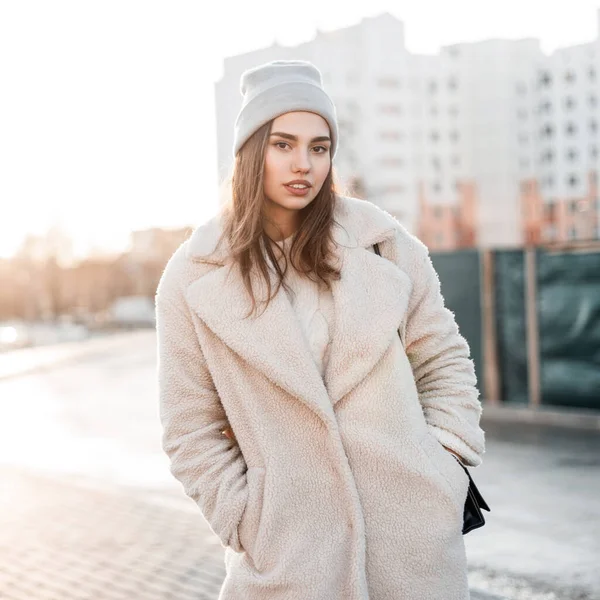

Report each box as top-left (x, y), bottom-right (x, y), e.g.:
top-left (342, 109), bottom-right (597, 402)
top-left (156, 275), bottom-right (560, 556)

top-left (434, 205), bottom-right (443, 218)
top-left (591, 146), bottom-right (598, 159)
top-left (541, 149), bottom-right (554, 164)
top-left (430, 105), bottom-right (439, 116)
top-left (431, 156), bottom-right (441, 170)
top-left (448, 77), bottom-right (458, 91)
top-left (565, 70), bottom-right (576, 84)
top-left (590, 95), bottom-right (598, 108)
top-left (540, 100), bottom-right (552, 113)
top-left (428, 80), bottom-right (438, 94)
top-left (567, 174), bottom-right (579, 188)
top-left (451, 155), bottom-right (461, 167)
top-left (590, 120), bottom-right (598, 134)
top-left (541, 124), bottom-right (554, 138)
top-left (564, 96), bottom-right (576, 110)
top-left (430, 130), bottom-right (440, 142)
top-left (450, 130), bottom-right (460, 143)
top-left (449, 105), bottom-right (459, 117)
top-left (590, 67), bottom-right (597, 81)
top-left (567, 148), bottom-right (578, 162)
top-left (565, 122), bottom-right (577, 136)
top-left (538, 71), bottom-right (552, 87)
top-left (433, 181), bottom-right (442, 193)
top-left (568, 227), bottom-right (577, 241)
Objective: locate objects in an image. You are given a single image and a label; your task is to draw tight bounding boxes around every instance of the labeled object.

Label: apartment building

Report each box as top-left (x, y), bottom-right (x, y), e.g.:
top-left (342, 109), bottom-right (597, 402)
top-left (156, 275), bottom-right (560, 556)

top-left (215, 11), bottom-right (600, 249)
top-left (521, 36), bottom-right (600, 245)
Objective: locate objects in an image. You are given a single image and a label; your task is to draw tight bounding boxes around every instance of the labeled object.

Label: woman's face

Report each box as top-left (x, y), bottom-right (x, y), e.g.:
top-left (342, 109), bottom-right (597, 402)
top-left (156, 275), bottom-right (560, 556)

top-left (263, 111), bottom-right (332, 218)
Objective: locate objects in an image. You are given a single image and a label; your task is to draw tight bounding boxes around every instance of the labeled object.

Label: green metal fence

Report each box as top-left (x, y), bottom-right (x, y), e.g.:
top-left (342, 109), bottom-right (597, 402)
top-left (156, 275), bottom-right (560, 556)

top-left (537, 249), bottom-right (600, 409)
top-left (430, 250), bottom-right (484, 399)
top-left (430, 247), bottom-right (600, 410)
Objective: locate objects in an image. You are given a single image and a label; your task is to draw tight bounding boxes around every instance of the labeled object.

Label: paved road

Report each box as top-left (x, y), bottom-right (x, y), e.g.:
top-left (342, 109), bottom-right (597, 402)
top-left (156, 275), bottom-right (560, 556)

top-left (1, 331), bottom-right (598, 599)
top-left (464, 420), bottom-right (600, 599)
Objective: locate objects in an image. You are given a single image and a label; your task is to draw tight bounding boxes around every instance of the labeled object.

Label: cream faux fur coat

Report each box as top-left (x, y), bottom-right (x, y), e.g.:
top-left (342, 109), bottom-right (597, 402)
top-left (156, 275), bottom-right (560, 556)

top-left (155, 195), bottom-right (485, 600)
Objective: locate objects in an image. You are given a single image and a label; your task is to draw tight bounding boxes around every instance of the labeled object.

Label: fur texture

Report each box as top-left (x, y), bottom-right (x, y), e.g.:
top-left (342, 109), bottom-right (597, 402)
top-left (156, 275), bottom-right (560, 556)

top-left (155, 195), bottom-right (485, 600)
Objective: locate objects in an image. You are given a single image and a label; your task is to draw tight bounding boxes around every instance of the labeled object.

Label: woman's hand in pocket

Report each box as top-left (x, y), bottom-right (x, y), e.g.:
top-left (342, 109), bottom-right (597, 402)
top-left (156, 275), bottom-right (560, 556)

top-left (221, 425), bottom-right (237, 442)
top-left (442, 445), bottom-right (462, 462)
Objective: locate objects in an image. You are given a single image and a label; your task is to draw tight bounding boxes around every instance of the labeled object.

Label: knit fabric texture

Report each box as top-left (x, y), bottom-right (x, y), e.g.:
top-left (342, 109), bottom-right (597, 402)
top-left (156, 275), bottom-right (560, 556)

top-left (232, 59), bottom-right (339, 158)
top-left (273, 233), bottom-right (334, 379)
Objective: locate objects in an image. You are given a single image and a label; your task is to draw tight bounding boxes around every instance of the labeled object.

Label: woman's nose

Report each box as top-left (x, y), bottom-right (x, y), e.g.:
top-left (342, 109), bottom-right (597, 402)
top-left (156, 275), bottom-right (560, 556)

top-left (293, 151), bottom-right (311, 172)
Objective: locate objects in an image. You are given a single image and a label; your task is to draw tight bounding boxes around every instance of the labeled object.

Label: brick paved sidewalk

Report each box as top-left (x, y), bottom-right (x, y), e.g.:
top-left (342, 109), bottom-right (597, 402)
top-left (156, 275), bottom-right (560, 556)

top-left (1, 466), bottom-right (507, 600)
top-left (0, 467), bottom-right (226, 600)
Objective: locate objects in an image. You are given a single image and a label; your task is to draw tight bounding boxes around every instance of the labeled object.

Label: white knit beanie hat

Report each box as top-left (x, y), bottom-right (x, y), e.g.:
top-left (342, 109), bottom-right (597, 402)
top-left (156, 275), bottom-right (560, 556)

top-left (232, 59), bottom-right (339, 159)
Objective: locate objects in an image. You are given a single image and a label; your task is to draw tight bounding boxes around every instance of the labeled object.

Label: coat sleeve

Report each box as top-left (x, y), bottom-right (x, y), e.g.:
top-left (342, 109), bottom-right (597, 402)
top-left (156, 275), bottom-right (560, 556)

top-left (398, 230), bottom-right (486, 467)
top-left (155, 287), bottom-right (249, 551)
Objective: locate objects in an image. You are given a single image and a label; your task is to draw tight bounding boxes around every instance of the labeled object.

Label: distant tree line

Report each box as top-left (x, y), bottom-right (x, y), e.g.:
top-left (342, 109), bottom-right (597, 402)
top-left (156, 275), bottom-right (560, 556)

top-left (0, 227), bottom-right (191, 322)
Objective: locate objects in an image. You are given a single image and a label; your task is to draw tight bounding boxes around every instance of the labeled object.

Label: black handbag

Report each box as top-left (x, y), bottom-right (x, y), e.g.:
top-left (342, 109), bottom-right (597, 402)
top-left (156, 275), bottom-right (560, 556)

top-left (452, 456), bottom-right (491, 534)
top-left (372, 242), bottom-right (491, 535)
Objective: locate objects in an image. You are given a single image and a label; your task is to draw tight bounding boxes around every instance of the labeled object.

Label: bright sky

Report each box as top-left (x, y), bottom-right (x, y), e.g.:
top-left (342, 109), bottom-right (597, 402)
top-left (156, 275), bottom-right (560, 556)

top-left (1, 1), bottom-right (599, 259)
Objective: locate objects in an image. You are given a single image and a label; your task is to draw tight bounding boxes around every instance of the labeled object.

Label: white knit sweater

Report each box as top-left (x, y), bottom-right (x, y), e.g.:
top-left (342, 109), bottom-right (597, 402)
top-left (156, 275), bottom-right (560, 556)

top-left (273, 234), bottom-right (334, 378)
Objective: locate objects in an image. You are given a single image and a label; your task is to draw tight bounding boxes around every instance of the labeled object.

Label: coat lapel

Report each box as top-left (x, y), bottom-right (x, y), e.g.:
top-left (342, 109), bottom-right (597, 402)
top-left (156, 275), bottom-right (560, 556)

top-left (324, 243), bottom-right (412, 406)
top-left (184, 252), bottom-right (336, 426)
top-left (183, 195), bottom-right (412, 426)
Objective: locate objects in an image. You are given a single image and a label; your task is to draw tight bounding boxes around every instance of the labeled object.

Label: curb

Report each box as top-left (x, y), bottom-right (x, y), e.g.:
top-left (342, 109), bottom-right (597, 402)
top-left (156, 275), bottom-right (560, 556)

top-left (470, 592), bottom-right (508, 600)
top-left (480, 403), bottom-right (600, 431)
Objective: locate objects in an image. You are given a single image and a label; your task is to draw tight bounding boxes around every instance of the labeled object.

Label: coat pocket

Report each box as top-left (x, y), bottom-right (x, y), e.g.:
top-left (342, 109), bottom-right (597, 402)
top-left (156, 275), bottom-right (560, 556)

top-left (419, 431), bottom-right (469, 507)
top-left (237, 467), bottom-right (266, 558)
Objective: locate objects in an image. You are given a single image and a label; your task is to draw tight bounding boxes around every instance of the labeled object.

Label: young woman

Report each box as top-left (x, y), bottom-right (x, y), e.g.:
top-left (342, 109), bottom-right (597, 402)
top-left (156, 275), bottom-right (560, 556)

top-left (156, 59), bottom-right (485, 600)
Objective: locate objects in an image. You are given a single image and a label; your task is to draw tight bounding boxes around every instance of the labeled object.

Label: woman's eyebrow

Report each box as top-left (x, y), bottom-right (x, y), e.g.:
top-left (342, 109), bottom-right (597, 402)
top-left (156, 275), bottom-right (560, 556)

top-left (269, 132), bottom-right (331, 143)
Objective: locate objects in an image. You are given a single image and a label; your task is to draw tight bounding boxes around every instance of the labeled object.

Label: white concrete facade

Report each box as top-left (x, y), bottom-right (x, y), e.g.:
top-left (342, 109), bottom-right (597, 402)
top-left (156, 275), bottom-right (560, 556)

top-left (214, 11), bottom-right (600, 248)
top-left (525, 16), bottom-right (600, 242)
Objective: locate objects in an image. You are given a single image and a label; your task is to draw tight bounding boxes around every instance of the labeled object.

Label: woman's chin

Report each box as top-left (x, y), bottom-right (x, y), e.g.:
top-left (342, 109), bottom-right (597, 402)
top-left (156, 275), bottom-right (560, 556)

top-left (274, 194), bottom-right (314, 210)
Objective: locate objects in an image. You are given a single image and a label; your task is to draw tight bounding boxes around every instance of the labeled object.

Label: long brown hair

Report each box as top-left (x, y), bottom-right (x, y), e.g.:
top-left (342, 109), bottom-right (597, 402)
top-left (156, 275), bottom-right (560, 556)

top-left (206, 118), bottom-right (347, 319)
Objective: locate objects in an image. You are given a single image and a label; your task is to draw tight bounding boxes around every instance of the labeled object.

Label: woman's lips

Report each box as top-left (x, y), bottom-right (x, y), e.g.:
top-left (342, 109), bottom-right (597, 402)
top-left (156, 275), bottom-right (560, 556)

top-left (284, 184), bottom-right (311, 196)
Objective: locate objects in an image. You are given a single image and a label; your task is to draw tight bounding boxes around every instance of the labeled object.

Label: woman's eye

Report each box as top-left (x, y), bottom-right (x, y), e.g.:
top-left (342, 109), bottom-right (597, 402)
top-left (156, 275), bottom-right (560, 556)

top-left (274, 142), bottom-right (328, 153)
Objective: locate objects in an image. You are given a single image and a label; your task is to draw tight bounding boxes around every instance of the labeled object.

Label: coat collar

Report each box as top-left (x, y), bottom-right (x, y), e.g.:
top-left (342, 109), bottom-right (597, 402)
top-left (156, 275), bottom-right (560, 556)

top-left (183, 196), bottom-right (411, 428)
top-left (184, 195), bottom-right (401, 263)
